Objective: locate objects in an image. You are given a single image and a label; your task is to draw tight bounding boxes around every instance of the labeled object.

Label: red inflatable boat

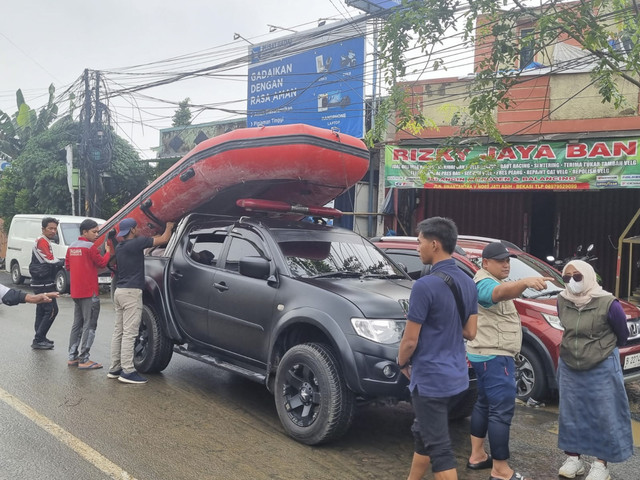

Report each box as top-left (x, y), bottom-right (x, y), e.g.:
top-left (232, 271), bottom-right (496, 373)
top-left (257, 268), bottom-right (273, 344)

top-left (97, 124), bottom-right (370, 240)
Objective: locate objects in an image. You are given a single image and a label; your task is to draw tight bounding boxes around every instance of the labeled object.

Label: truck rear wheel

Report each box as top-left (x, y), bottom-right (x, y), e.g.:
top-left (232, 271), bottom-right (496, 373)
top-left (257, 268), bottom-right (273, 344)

top-left (274, 343), bottom-right (355, 445)
top-left (134, 304), bottom-right (173, 373)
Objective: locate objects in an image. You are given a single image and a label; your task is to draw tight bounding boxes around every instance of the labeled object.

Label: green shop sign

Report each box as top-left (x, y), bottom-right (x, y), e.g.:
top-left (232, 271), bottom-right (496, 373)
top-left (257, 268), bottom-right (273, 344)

top-left (385, 138), bottom-right (640, 190)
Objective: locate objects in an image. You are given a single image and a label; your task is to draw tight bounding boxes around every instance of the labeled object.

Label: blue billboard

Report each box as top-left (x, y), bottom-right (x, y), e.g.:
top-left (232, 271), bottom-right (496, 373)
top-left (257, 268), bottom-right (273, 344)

top-left (346, 0), bottom-right (401, 13)
top-left (247, 27), bottom-right (365, 138)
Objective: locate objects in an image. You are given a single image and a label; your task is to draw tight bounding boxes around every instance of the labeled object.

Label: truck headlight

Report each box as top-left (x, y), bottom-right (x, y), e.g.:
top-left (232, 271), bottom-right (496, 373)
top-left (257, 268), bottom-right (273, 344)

top-left (542, 313), bottom-right (564, 331)
top-left (351, 318), bottom-right (405, 344)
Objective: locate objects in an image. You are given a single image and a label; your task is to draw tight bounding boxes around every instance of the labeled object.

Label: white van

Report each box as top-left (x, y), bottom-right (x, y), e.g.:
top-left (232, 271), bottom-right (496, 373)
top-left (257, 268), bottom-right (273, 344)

top-left (5, 214), bottom-right (108, 293)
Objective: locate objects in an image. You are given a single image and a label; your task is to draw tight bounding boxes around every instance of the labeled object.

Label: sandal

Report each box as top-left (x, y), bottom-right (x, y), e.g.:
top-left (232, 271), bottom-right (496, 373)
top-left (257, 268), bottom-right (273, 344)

top-left (67, 359), bottom-right (79, 366)
top-left (77, 361), bottom-right (103, 370)
top-left (490, 472), bottom-right (530, 480)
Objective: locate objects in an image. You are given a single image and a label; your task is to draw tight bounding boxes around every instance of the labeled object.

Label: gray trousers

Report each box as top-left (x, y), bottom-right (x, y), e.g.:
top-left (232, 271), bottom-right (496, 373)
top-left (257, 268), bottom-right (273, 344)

top-left (68, 296), bottom-right (100, 363)
top-left (110, 288), bottom-right (143, 374)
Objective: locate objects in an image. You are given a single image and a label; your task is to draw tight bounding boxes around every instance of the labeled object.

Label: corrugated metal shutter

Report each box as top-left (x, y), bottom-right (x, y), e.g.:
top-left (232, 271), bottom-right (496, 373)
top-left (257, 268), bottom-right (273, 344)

top-left (413, 188), bottom-right (640, 292)
top-left (555, 190), bottom-right (640, 292)
top-left (423, 190), bottom-right (528, 246)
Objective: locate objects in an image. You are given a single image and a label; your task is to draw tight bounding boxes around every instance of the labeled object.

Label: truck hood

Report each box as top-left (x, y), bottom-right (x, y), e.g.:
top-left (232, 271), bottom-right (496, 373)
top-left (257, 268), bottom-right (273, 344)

top-left (301, 277), bottom-right (412, 318)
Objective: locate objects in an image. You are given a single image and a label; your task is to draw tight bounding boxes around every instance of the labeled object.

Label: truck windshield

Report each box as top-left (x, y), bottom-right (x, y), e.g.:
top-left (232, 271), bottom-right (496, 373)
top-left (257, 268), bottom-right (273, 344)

top-left (275, 231), bottom-right (405, 279)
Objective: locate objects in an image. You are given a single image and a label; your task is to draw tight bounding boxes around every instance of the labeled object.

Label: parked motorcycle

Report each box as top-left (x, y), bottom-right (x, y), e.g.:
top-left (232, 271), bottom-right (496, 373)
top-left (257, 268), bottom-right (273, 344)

top-left (546, 243), bottom-right (602, 284)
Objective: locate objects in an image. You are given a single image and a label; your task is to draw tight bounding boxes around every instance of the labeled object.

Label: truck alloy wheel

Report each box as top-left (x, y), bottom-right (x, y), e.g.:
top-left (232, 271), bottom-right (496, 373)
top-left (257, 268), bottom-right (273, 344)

top-left (274, 343), bottom-right (355, 445)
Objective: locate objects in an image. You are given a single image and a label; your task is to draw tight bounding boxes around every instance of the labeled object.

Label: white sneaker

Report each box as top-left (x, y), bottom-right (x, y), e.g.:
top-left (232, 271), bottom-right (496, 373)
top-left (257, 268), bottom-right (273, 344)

top-left (559, 456), bottom-right (586, 478)
top-left (585, 461), bottom-right (611, 480)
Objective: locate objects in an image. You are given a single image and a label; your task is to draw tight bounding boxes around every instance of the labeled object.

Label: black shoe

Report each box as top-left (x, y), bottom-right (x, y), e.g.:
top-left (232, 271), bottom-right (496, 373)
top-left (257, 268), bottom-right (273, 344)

top-left (45, 338), bottom-right (54, 345)
top-left (31, 340), bottom-right (54, 350)
top-left (466, 454), bottom-right (492, 470)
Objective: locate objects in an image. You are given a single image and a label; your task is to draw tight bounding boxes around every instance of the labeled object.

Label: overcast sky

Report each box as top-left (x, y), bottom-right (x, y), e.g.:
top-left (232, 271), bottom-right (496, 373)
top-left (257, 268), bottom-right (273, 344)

top-left (1, 0), bottom-right (367, 158)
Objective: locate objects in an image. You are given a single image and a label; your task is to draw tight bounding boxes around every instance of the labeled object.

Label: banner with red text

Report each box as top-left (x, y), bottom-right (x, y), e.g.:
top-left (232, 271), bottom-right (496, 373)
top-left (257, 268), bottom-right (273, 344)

top-left (385, 138), bottom-right (640, 189)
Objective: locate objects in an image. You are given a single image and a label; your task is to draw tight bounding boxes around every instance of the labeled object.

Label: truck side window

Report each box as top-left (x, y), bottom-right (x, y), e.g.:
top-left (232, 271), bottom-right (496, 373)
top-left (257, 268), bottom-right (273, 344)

top-left (189, 233), bottom-right (226, 267)
top-left (224, 231), bottom-right (266, 272)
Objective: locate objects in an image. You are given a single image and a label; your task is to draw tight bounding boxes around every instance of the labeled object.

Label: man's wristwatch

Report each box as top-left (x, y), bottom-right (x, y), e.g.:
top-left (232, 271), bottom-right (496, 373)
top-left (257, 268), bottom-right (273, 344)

top-left (396, 356), bottom-right (409, 369)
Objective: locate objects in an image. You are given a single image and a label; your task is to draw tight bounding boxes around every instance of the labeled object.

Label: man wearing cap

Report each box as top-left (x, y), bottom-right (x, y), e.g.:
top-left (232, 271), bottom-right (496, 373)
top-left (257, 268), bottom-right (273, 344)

top-left (466, 242), bottom-right (552, 480)
top-left (108, 218), bottom-right (174, 384)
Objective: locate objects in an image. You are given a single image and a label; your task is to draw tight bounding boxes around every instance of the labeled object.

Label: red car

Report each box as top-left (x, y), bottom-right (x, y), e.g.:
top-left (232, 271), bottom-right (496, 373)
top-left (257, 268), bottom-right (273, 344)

top-left (373, 235), bottom-right (640, 401)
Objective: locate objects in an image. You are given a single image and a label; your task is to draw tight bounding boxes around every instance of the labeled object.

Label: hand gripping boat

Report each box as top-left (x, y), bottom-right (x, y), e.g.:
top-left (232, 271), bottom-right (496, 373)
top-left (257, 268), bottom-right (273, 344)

top-left (97, 124), bottom-right (370, 240)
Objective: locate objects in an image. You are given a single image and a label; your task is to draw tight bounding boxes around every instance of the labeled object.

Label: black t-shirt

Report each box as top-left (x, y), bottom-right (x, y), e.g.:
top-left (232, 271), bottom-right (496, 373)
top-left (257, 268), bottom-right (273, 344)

top-left (115, 236), bottom-right (154, 289)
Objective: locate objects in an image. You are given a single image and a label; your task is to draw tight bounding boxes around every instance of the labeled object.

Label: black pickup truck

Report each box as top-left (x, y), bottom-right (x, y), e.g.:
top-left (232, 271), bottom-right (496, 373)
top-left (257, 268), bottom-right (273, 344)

top-left (136, 213), bottom-right (476, 444)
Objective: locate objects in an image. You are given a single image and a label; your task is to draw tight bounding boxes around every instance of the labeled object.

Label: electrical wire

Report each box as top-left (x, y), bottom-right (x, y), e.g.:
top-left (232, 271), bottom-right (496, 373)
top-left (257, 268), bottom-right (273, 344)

top-left (3, 0), bottom-right (635, 159)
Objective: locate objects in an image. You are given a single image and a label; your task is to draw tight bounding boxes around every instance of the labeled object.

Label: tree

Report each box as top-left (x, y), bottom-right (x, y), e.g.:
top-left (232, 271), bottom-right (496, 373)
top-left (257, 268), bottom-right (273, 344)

top-left (0, 117), bottom-right (152, 222)
top-left (369, 0), bottom-right (640, 146)
top-left (172, 98), bottom-right (192, 127)
top-left (0, 84), bottom-right (58, 160)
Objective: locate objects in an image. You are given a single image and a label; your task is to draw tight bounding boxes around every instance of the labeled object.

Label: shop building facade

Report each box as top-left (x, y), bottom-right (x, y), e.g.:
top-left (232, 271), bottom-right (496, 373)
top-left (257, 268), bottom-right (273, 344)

top-left (382, 7), bottom-right (640, 293)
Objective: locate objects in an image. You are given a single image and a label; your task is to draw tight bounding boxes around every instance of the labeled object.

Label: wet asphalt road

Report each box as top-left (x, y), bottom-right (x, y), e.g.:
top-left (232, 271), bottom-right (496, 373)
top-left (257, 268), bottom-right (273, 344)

top-left (0, 271), bottom-right (639, 479)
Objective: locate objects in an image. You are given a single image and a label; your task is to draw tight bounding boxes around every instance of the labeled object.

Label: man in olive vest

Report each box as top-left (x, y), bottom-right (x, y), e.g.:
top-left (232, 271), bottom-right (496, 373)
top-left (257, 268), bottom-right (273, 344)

top-left (465, 242), bottom-right (552, 480)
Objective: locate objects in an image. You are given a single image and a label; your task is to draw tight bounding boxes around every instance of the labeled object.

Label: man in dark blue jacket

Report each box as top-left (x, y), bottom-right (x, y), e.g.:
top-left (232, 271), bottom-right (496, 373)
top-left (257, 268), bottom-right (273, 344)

top-left (1, 283), bottom-right (58, 306)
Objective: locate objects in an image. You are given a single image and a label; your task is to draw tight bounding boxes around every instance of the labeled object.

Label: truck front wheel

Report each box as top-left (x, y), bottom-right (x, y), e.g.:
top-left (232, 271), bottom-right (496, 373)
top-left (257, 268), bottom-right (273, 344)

top-left (134, 304), bottom-right (173, 373)
top-left (274, 343), bottom-right (355, 445)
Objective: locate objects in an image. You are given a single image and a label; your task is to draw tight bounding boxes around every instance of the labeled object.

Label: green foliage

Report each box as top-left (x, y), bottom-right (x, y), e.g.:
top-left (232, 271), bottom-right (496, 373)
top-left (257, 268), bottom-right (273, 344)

top-left (0, 118), bottom-right (77, 218)
top-left (172, 98), bottom-right (192, 127)
top-left (101, 134), bottom-right (153, 218)
top-left (0, 118), bottom-right (152, 220)
top-left (0, 84), bottom-right (58, 161)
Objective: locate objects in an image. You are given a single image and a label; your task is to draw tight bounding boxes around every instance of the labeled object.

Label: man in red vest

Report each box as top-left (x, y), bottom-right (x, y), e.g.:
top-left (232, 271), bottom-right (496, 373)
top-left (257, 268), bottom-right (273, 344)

top-left (65, 219), bottom-right (112, 369)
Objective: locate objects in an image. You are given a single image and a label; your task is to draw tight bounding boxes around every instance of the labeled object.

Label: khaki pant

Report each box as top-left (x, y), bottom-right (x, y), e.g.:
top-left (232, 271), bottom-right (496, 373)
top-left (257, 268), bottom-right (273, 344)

top-left (110, 288), bottom-right (142, 374)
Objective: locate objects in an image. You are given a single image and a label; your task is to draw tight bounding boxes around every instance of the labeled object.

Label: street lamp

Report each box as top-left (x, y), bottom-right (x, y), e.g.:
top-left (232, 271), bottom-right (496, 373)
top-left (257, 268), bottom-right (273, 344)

top-left (233, 33), bottom-right (253, 45)
top-left (268, 24), bottom-right (297, 33)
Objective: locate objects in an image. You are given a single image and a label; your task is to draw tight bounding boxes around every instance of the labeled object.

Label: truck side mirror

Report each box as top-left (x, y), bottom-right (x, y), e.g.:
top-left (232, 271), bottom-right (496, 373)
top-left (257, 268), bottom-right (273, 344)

top-left (239, 256), bottom-right (270, 280)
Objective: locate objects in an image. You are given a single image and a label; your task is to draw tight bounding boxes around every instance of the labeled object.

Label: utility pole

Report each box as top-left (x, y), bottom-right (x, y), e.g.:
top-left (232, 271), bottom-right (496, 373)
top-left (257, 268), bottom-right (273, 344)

top-left (82, 69), bottom-right (91, 216)
top-left (92, 70), bottom-right (102, 218)
top-left (80, 69), bottom-right (111, 217)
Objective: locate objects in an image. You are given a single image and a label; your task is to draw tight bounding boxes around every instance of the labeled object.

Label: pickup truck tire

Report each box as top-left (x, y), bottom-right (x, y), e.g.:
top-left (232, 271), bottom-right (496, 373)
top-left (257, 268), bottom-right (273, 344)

top-left (515, 343), bottom-right (547, 402)
top-left (274, 343), bottom-right (355, 446)
top-left (134, 304), bottom-right (174, 373)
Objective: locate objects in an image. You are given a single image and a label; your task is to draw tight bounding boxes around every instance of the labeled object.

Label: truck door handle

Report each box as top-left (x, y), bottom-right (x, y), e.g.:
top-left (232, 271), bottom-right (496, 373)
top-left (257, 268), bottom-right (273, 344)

top-left (213, 282), bottom-right (228, 292)
top-left (170, 271), bottom-right (183, 279)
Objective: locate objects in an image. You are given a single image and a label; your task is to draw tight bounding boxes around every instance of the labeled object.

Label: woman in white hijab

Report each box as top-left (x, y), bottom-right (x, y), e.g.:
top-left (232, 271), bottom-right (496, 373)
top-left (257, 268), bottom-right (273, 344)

top-left (556, 260), bottom-right (633, 480)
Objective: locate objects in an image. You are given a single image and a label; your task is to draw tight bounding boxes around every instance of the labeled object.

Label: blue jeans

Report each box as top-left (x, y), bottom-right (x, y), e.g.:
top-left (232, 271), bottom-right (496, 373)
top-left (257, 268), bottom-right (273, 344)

top-left (470, 356), bottom-right (516, 460)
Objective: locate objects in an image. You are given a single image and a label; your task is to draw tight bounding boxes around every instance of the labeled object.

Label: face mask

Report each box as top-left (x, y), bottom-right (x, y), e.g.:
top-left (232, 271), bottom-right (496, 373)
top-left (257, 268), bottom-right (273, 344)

top-left (568, 278), bottom-right (585, 294)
